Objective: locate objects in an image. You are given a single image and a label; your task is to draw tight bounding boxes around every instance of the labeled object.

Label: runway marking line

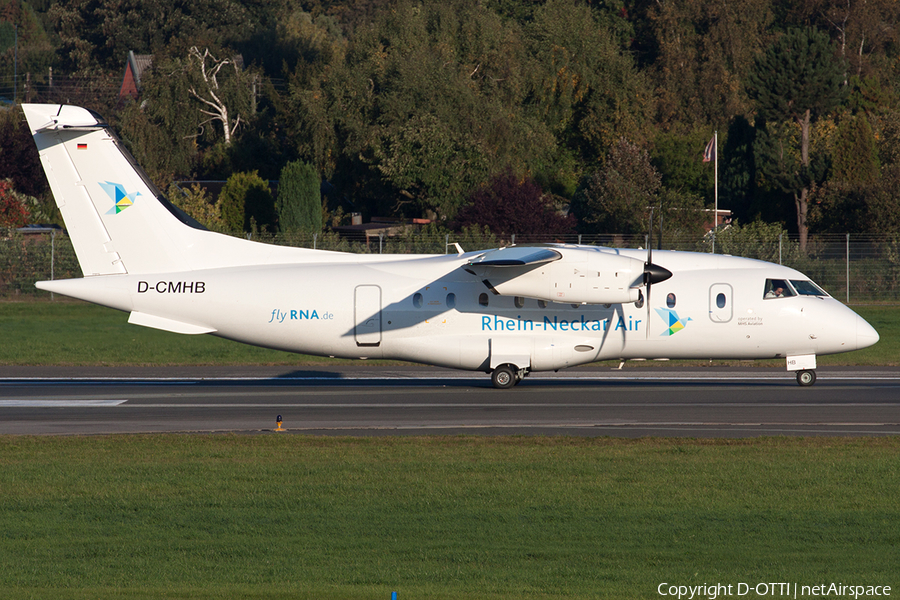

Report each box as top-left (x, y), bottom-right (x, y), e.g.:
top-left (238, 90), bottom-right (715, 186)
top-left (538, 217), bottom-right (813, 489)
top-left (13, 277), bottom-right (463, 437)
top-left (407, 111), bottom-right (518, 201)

top-left (0, 399), bottom-right (127, 407)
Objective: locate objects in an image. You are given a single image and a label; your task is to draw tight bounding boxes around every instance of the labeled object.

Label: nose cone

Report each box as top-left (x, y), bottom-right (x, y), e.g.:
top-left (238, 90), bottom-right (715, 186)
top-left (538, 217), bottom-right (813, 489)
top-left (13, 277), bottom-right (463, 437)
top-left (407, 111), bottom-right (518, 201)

top-left (856, 314), bottom-right (880, 350)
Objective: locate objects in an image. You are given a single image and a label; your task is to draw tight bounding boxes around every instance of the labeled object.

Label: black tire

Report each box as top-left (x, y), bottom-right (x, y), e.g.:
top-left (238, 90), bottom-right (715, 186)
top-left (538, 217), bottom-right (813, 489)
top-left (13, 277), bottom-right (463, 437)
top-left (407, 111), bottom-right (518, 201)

top-left (491, 365), bottom-right (517, 389)
top-left (796, 370), bottom-right (817, 386)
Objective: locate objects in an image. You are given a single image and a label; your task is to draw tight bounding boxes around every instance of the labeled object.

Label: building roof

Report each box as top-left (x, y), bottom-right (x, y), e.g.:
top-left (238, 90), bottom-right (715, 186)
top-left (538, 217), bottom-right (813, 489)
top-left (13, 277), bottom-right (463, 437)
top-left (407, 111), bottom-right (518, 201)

top-left (119, 51), bottom-right (153, 101)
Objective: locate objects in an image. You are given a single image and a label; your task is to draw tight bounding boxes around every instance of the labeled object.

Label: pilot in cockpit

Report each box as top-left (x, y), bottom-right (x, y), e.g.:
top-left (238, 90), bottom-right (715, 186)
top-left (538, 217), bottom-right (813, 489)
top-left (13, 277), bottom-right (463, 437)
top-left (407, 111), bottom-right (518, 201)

top-left (764, 279), bottom-right (792, 299)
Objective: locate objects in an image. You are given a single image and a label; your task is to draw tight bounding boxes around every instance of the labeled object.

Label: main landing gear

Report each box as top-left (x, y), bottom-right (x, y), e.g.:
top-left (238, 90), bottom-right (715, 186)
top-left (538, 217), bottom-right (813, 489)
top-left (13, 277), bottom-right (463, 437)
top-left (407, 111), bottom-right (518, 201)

top-left (796, 369), bottom-right (817, 387)
top-left (491, 364), bottom-right (527, 389)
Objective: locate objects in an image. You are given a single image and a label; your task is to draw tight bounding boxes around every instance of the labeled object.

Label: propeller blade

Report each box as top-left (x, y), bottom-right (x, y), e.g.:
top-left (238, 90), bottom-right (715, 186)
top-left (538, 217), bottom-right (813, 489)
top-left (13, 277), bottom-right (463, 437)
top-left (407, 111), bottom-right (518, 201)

top-left (645, 277), bottom-right (651, 339)
top-left (646, 211), bottom-right (654, 339)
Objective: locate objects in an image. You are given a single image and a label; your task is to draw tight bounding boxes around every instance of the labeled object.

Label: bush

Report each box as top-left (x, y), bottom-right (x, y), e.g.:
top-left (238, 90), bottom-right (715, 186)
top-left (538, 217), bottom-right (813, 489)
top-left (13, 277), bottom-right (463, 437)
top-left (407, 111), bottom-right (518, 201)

top-left (276, 161), bottom-right (322, 234)
top-left (218, 171), bottom-right (277, 233)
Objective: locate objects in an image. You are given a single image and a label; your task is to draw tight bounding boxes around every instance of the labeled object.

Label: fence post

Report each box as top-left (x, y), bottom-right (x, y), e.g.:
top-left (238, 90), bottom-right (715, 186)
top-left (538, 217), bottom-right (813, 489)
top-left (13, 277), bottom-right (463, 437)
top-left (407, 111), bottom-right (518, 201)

top-left (313, 232), bottom-right (317, 250)
top-left (846, 233), bottom-right (850, 304)
top-left (379, 233), bottom-right (383, 254)
top-left (778, 234), bottom-right (782, 265)
top-left (445, 233), bottom-right (449, 254)
top-left (50, 229), bottom-right (56, 301)
top-left (578, 234), bottom-right (582, 245)
top-left (511, 234), bottom-right (516, 246)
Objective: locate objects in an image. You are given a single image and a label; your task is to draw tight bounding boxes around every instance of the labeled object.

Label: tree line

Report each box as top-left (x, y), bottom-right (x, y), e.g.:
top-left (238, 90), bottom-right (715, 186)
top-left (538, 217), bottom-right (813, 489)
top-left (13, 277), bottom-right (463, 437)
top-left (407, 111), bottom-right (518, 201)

top-left (2, 0), bottom-right (900, 249)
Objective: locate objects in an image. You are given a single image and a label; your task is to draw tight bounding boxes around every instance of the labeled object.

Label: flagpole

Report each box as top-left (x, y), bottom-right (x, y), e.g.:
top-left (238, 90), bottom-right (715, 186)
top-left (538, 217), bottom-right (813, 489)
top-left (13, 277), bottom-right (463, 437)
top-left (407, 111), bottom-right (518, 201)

top-left (713, 130), bottom-right (718, 254)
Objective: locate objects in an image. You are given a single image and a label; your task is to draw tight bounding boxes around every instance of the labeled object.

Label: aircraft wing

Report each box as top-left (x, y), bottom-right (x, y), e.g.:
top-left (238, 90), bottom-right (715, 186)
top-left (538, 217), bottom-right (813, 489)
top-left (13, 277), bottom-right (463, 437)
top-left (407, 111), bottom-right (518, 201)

top-left (467, 247), bottom-right (562, 267)
top-left (465, 246), bottom-right (643, 305)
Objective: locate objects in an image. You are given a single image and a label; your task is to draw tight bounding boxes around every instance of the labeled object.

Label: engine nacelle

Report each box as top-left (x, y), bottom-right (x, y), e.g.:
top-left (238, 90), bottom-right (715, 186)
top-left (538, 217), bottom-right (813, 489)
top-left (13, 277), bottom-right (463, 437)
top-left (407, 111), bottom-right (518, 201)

top-left (473, 248), bottom-right (645, 305)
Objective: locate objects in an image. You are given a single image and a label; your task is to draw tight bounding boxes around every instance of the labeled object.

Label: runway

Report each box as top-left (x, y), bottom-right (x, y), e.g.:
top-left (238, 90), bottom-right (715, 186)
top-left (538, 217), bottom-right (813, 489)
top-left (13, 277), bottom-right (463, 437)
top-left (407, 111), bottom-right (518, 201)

top-left (1, 366), bottom-right (899, 437)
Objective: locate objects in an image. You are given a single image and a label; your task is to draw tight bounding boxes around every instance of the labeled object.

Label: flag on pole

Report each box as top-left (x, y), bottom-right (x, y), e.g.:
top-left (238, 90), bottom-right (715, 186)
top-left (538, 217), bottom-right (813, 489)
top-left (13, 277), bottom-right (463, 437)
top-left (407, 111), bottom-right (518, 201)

top-left (702, 136), bottom-right (715, 162)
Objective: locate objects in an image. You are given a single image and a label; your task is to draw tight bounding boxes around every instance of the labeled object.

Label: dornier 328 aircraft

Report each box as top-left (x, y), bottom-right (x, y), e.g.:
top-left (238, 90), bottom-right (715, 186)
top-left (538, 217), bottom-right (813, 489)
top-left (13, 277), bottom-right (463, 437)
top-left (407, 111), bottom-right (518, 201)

top-left (24, 104), bottom-right (879, 387)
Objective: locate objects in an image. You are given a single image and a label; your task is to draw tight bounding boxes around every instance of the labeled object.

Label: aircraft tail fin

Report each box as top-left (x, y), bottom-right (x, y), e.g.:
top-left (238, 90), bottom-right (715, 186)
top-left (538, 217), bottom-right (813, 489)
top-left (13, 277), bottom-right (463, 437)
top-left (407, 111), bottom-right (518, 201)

top-left (23, 104), bottom-right (309, 276)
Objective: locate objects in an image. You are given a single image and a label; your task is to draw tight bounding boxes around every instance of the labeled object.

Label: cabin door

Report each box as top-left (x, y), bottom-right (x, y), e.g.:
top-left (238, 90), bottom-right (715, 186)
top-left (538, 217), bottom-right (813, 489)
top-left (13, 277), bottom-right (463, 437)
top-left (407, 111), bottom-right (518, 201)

top-left (354, 285), bottom-right (382, 346)
top-left (708, 283), bottom-right (733, 323)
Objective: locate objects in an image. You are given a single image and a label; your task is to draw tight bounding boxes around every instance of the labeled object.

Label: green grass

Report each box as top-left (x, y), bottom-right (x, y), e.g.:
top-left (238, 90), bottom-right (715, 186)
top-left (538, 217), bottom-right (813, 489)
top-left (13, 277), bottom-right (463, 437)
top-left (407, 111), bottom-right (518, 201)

top-left (0, 300), bottom-right (335, 366)
top-left (1, 300), bottom-right (897, 367)
top-left (0, 436), bottom-right (897, 599)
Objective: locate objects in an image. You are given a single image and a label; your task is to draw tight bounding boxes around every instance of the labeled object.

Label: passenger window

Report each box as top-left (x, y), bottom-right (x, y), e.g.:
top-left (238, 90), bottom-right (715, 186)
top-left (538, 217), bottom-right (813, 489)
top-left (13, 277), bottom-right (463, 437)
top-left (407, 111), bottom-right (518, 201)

top-left (666, 293), bottom-right (676, 308)
top-left (479, 293), bottom-right (489, 307)
top-left (716, 293), bottom-right (726, 309)
top-left (764, 279), bottom-right (794, 299)
top-left (538, 300), bottom-right (548, 309)
top-left (446, 293), bottom-right (456, 309)
top-left (413, 293), bottom-right (423, 308)
top-left (515, 296), bottom-right (525, 308)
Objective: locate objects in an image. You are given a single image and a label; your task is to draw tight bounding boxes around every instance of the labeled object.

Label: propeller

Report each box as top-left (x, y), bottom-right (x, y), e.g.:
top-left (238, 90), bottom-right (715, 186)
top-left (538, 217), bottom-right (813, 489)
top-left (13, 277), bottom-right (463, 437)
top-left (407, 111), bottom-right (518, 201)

top-left (642, 207), bottom-right (672, 338)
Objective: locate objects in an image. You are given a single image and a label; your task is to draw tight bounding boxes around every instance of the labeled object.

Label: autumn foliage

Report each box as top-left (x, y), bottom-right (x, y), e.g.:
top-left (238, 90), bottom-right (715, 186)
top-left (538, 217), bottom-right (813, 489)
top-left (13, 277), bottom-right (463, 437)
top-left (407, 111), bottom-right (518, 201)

top-left (452, 170), bottom-right (575, 237)
top-left (0, 180), bottom-right (31, 228)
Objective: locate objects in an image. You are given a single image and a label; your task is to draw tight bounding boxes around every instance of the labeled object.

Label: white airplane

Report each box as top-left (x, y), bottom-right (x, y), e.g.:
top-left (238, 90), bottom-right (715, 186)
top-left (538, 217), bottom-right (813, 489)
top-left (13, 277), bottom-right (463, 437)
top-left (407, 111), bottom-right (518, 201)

top-left (24, 103), bottom-right (879, 387)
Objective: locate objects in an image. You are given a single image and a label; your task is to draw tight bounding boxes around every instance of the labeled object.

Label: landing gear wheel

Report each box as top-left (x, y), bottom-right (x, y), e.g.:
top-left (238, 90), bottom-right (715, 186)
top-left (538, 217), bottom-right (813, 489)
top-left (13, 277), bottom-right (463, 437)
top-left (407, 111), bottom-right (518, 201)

top-left (491, 365), bottom-right (517, 389)
top-left (796, 370), bottom-right (817, 387)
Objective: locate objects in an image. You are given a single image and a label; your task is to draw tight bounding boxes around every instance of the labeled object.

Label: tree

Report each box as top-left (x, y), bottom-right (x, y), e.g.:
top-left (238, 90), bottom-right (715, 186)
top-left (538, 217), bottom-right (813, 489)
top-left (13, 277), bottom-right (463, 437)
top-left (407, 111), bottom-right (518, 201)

top-left (651, 128), bottom-right (715, 201)
top-left (48, 0), bottom-right (270, 75)
top-left (831, 112), bottom-right (879, 185)
top-left (747, 27), bottom-right (845, 250)
top-left (570, 138), bottom-right (660, 235)
top-left (167, 183), bottom-right (225, 232)
top-left (288, 0), bottom-right (652, 220)
top-left (781, 0), bottom-right (900, 82)
top-left (721, 116), bottom-right (759, 224)
top-left (186, 46), bottom-right (250, 146)
top-left (0, 1), bottom-right (54, 91)
top-left (276, 160), bottom-right (322, 233)
top-left (0, 179), bottom-right (31, 228)
top-left (324, 0), bottom-right (548, 220)
top-left (117, 44), bottom-right (263, 185)
top-left (0, 107), bottom-right (48, 199)
top-left (525, 0), bottom-right (654, 162)
top-left (643, 0), bottom-right (774, 128)
top-left (218, 171), bottom-right (276, 233)
top-left (451, 169), bottom-right (575, 237)
top-left (810, 113), bottom-right (882, 234)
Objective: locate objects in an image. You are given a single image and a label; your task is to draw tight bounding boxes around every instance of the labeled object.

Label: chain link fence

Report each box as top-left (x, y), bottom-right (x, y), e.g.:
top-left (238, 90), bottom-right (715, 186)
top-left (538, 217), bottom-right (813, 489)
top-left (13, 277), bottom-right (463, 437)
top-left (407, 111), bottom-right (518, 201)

top-left (3, 228), bottom-right (899, 303)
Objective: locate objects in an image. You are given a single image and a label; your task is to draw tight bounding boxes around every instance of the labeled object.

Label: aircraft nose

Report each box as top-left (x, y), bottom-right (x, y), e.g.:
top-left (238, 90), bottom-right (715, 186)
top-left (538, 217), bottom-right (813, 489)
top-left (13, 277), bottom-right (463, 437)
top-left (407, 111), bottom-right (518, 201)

top-left (857, 314), bottom-right (880, 350)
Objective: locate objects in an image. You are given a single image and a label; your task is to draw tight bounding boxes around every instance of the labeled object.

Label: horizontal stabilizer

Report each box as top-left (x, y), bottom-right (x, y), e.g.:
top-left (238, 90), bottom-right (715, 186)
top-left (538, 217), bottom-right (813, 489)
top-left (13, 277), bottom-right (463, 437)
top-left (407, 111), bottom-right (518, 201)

top-left (128, 311), bottom-right (217, 335)
top-left (468, 247), bottom-right (562, 267)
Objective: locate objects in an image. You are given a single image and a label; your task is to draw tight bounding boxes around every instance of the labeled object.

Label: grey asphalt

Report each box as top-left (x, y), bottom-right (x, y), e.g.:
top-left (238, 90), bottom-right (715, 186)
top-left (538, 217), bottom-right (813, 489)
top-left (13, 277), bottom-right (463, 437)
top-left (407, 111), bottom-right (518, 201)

top-left (1, 366), bottom-right (898, 437)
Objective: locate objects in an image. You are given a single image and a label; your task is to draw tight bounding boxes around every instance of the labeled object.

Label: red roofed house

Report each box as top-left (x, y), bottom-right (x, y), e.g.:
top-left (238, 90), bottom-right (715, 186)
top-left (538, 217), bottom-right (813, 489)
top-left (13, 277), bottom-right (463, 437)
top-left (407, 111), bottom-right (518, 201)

top-left (119, 51), bottom-right (153, 102)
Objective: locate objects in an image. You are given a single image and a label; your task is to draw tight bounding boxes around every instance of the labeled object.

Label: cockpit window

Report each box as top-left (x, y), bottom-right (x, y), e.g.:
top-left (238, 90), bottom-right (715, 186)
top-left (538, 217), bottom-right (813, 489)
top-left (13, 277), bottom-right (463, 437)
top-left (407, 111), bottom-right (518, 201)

top-left (790, 280), bottom-right (829, 297)
top-left (764, 279), bottom-right (795, 299)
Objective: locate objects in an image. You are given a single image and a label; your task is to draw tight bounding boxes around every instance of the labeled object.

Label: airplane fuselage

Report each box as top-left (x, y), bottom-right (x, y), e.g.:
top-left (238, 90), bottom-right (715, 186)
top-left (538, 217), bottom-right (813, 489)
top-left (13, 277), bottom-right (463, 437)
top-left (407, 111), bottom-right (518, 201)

top-left (44, 246), bottom-right (876, 375)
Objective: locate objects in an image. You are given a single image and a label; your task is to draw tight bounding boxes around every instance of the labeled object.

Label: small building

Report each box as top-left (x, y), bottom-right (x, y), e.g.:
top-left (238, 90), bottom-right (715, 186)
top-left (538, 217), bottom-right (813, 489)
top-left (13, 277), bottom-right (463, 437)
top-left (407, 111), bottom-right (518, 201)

top-left (119, 52), bottom-right (153, 102)
top-left (333, 216), bottom-right (433, 245)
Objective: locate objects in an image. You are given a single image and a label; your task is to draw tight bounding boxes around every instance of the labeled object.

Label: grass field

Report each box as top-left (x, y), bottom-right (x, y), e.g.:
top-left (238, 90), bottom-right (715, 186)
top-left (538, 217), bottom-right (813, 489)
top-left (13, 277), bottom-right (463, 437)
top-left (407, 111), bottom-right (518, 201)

top-left (1, 300), bottom-right (897, 367)
top-left (2, 302), bottom-right (898, 599)
top-left (0, 436), bottom-right (897, 599)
